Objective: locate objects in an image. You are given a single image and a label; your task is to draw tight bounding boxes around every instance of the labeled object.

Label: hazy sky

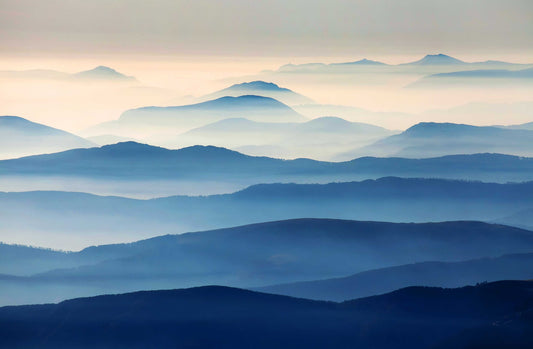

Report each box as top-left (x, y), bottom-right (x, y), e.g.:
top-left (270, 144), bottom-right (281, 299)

top-left (1, 0), bottom-right (533, 60)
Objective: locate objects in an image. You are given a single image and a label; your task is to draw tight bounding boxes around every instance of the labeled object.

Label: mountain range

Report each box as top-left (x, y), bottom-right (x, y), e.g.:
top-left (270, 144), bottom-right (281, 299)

top-left (0, 219), bottom-right (532, 305)
top-left (409, 67), bottom-right (533, 88)
top-left (343, 122), bottom-right (533, 159)
top-left (0, 65), bottom-right (136, 82)
top-left (0, 116), bottom-right (95, 159)
top-left (275, 54), bottom-right (533, 74)
top-left (84, 95), bottom-right (306, 138)
top-left (146, 116), bottom-right (395, 160)
top-left (2, 142), bottom-right (532, 184)
top-left (1, 177), bottom-right (533, 249)
top-left (0, 280), bottom-right (531, 349)
top-left (256, 252), bottom-right (533, 301)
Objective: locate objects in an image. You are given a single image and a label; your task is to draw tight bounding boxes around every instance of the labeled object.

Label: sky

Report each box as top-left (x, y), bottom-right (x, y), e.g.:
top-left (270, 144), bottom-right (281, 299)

top-left (1, 0), bottom-right (533, 61)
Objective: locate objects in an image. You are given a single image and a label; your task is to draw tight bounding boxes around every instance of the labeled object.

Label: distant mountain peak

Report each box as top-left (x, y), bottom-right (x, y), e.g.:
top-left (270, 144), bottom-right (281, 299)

top-left (74, 66), bottom-right (136, 80)
top-left (334, 58), bottom-right (387, 66)
top-left (406, 54), bottom-right (465, 65)
top-left (228, 81), bottom-right (290, 92)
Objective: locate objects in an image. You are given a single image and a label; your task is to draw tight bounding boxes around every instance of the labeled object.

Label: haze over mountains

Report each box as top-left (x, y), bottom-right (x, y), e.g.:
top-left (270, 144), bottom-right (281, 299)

top-left (1, 142), bottom-right (533, 198)
top-left (1, 219), bottom-right (532, 305)
top-left (199, 80), bottom-right (313, 105)
top-left (0, 116), bottom-right (95, 159)
top-left (274, 54), bottom-right (533, 74)
top-left (257, 252), bottom-right (533, 301)
top-left (1, 51), bottom-right (532, 349)
top-left (149, 116), bottom-right (395, 160)
top-left (1, 280), bottom-right (531, 349)
top-left (0, 65), bottom-right (136, 82)
top-left (83, 95), bottom-right (306, 138)
top-left (1, 178), bottom-right (533, 249)
top-left (343, 122), bottom-right (533, 159)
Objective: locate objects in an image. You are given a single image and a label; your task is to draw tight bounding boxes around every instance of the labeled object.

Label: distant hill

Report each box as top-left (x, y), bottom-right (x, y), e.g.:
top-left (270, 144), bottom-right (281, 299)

top-left (148, 116), bottom-right (395, 160)
top-left (0, 218), bottom-right (532, 305)
top-left (256, 253), bottom-right (533, 301)
top-left (2, 142), bottom-right (533, 184)
top-left (402, 53), bottom-right (466, 66)
top-left (275, 54), bottom-right (532, 74)
top-left (0, 116), bottom-right (95, 159)
top-left (503, 120), bottom-right (533, 131)
top-left (200, 81), bottom-right (313, 105)
top-left (72, 66), bottom-right (136, 81)
top-left (346, 122), bottom-right (533, 158)
top-left (330, 58), bottom-right (388, 66)
top-left (409, 67), bottom-right (533, 88)
top-left (0, 281), bottom-right (531, 349)
top-left (0, 66), bottom-right (137, 82)
top-left (494, 208), bottom-right (533, 231)
top-left (85, 95), bottom-right (306, 137)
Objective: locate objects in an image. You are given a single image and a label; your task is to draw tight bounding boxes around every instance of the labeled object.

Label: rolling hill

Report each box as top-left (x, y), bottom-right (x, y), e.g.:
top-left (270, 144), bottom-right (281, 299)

top-left (256, 252), bottom-right (533, 301)
top-left (1, 142), bottom-right (532, 184)
top-left (1, 177), bottom-right (533, 249)
top-left (84, 95), bottom-right (306, 137)
top-left (200, 80), bottom-right (313, 105)
top-left (0, 116), bottom-right (95, 159)
top-left (0, 281), bottom-right (531, 349)
top-left (147, 116), bottom-right (395, 160)
top-left (0, 218), bottom-right (532, 305)
top-left (345, 122), bottom-right (533, 158)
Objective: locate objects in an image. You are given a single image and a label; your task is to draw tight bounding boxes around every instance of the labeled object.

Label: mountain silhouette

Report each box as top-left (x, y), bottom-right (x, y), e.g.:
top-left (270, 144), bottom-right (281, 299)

top-left (85, 95), bottom-right (306, 137)
top-left (72, 66), bottom-right (136, 81)
top-left (409, 67), bottom-right (533, 88)
top-left (0, 116), bottom-right (95, 159)
top-left (200, 81), bottom-right (313, 105)
top-left (256, 252), bottom-right (533, 301)
top-left (402, 54), bottom-right (465, 65)
top-left (1, 218), bottom-right (533, 304)
top-left (347, 122), bottom-right (533, 158)
top-left (274, 55), bottom-right (531, 74)
top-left (2, 177), bottom-right (533, 250)
top-left (150, 116), bottom-right (394, 160)
top-left (1, 142), bottom-right (532, 184)
top-left (0, 280), bottom-right (531, 349)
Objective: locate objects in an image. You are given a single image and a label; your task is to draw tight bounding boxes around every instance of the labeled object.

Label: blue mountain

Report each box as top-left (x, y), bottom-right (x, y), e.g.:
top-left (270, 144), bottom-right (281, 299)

top-left (349, 122), bottom-right (533, 158)
top-left (2, 141), bottom-right (533, 183)
top-left (201, 81), bottom-right (313, 105)
top-left (256, 252), bottom-right (533, 301)
top-left (0, 115), bottom-right (95, 159)
top-left (0, 280), bottom-right (531, 349)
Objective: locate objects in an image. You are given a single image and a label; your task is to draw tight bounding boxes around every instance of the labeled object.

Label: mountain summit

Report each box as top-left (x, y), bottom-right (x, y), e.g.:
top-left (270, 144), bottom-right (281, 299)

top-left (404, 54), bottom-right (465, 65)
top-left (201, 81), bottom-right (313, 105)
top-left (73, 66), bottom-right (136, 81)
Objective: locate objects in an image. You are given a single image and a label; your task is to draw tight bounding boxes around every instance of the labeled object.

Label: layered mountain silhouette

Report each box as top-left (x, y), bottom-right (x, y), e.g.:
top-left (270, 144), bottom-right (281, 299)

top-left (275, 54), bottom-right (532, 74)
top-left (2, 177), bottom-right (533, 249)
top-left (0, 281), bottom-right (531, 349)
top-left (2, 142), bottom-right (532, 184)
top-left (344, 122), bottom-right (533, 159)
top-left (494, 208), bottom-right (533, 231)
top-left (84, 95), bottom-right (306, 137)
top-left (0, 66), bottom-right (136, 82)
top-left (409, 67), bottom-right (533, 88)
top-left (1, 219), bottom-right (532, 305)
top-left (256, 252), bottom-right (533, 301)
top-left (200, 81), bottom-right (313, 105)
top-left (0, 116), bottom-right (95, 159)
top-left (148, 116), bottom-right (395, 160)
